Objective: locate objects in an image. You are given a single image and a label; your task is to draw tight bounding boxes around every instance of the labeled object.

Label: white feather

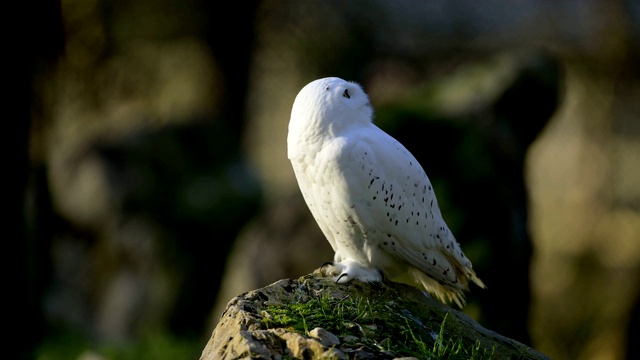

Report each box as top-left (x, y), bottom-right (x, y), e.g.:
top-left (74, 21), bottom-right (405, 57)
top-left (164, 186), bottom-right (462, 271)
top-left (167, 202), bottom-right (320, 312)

top-left (288, 77), bottom-right (484, 307)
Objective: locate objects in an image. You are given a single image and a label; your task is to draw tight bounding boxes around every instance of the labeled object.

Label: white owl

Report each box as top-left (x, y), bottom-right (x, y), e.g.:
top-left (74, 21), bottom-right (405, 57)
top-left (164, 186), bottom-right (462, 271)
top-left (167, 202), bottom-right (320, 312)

top-left (287, 77), bottom-right (485, 307)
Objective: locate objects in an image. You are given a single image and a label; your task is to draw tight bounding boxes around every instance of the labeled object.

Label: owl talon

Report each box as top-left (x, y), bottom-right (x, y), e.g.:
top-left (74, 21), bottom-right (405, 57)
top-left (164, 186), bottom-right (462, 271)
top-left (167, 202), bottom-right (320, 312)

top-left (319, 261), bottom-right (342, 277)
top-left (336, 273), bottom-right (349, 283)
top-left (319, 258), bottom-right (382, 284)
top-left (320, 261), bottom-right (334, 270)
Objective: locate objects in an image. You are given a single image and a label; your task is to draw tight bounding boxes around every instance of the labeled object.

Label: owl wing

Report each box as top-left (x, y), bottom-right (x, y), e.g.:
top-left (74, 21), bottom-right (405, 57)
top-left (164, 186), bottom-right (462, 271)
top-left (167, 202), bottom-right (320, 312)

top-left (343, 126), bottom-right (484, 305)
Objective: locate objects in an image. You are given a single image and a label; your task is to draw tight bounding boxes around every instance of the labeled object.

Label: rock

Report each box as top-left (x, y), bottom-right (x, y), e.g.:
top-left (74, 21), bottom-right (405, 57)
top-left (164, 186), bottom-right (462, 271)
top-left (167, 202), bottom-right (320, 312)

top-left (201, 273), bottom-right (550, 360)
top-left (309, 327), bottom-right (340, 347)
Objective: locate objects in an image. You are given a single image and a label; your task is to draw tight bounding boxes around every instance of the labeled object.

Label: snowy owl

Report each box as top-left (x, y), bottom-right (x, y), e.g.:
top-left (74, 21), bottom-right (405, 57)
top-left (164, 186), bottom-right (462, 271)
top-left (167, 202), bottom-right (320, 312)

top-left (287, 77), bottom-right (485, 307)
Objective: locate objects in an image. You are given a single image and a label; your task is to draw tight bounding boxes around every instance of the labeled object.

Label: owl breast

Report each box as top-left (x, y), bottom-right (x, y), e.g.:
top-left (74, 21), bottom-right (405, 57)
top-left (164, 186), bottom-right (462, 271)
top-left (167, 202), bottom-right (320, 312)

top-left (299, 139), bottom-right (427, 286)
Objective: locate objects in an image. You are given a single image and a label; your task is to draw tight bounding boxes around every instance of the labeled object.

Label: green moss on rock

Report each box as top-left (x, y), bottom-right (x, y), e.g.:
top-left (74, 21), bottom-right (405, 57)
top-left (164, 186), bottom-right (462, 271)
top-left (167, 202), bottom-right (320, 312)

top-left (201, 273), bottom-right (549, 360)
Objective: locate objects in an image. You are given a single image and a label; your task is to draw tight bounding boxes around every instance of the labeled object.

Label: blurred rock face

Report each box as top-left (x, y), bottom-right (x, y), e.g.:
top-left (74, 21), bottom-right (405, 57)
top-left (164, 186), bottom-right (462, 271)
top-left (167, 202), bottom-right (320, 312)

top-left (528, 63), bottom-right (640, 360)
top-left (32, 0), bottom-right (261, 346)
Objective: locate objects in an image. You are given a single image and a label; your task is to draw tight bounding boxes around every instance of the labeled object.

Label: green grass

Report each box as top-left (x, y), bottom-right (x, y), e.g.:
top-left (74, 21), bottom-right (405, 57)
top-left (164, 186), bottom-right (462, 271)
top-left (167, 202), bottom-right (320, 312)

top-left (35, 329), bottom-right (202, 360)
top-left (261, 290), bottom-right (494, 359)
top-left (429, 314), bottom-right (495, 360)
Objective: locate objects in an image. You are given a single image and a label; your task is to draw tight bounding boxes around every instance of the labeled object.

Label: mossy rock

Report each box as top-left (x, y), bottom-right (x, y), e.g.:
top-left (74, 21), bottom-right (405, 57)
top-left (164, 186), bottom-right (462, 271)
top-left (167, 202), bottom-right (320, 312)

top-left (201, 272), bottom-right (548, 359)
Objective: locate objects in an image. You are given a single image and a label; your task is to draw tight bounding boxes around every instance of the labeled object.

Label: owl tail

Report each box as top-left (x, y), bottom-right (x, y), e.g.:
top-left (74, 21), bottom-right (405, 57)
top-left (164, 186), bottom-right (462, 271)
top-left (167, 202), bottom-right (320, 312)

top-left (408, 266), bottom-right (486, 309)
top-left (466, 268), bottom-right (486, 290)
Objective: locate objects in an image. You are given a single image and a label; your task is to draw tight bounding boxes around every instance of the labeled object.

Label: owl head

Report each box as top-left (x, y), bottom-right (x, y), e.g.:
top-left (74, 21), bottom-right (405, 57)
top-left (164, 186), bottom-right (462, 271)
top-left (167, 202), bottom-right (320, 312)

top-left (288, 77), bottom-right (373, 158)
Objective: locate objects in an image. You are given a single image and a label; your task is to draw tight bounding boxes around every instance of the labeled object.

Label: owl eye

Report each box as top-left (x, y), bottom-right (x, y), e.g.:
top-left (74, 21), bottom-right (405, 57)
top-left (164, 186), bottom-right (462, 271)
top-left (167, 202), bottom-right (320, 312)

top-left (343, 89), bottom-right (350, 99)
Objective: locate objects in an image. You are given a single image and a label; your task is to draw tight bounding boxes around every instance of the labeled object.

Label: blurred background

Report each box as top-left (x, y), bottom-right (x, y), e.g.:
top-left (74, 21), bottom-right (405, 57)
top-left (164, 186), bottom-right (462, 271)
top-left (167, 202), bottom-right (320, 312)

top-left (17, 0), bottom-right (640, 359)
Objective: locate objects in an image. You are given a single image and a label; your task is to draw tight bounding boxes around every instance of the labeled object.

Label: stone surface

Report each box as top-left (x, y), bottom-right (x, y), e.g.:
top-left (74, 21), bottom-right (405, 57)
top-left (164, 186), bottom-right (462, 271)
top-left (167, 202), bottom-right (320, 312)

top-left (201, 273), bottom-right (550, 360)
top-left (309, 327), bottom-right (340, 347)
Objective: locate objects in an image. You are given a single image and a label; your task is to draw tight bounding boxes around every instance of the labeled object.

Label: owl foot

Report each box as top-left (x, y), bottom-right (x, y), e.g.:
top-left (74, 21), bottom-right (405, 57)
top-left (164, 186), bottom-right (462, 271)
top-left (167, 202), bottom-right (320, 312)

top-left (320, 259), bottom-right (383, 284)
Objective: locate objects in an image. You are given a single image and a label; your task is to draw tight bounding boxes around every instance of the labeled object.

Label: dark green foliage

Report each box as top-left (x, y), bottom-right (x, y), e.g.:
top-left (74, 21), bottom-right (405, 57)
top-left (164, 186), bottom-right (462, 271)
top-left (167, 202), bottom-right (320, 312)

top-left (35, 329), bottom-right (201, 360)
